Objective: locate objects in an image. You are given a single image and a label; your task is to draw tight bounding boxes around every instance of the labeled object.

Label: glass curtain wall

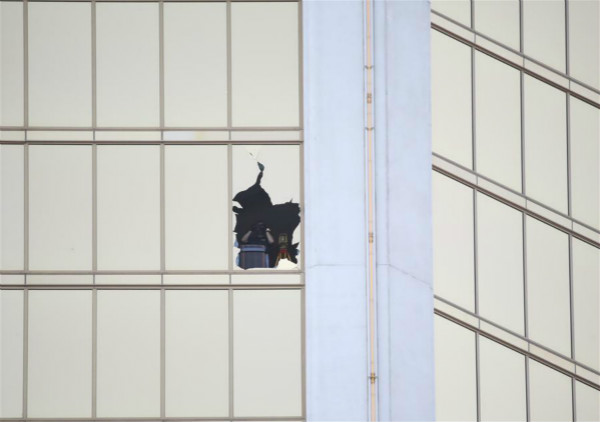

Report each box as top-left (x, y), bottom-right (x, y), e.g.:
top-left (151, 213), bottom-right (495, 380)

top-left (431, 0), bottom-right (600, 421)
top-left (0, 1), bottom-right (304, 420)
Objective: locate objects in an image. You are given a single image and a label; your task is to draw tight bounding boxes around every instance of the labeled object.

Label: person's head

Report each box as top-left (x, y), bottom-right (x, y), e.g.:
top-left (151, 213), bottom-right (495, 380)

top-left (251, 221), bottom-right (266, 233)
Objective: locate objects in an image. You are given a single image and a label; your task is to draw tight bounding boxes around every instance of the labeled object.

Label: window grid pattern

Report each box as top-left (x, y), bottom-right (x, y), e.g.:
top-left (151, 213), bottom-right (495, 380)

top-left (0, 0), bottom-right (305, 421)
top-left (430, 6), bottom-right (600, 104)
top-left (432, 0), bottom-right (600, 420)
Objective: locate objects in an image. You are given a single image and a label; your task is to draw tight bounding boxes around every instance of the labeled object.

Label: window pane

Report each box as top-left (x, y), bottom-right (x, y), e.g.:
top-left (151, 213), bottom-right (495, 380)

top-left (431, 0), bottom-right (471, 27)
top-left (576, 381), bottom-right (600, 422)
top-left (165, 290), bottom-right (229, 417)
top-left (570, 97), bottom-right (600, 229)
top-left (0, 145), bottom-right (24, 270)
top-left (477, 193), bottom-right (524, 334)
top-left (529, 360), bottom-right (573, 422)
top-left (568, 0), bottom-right (600, 90)
top-left (572, 238), bottom-right (600, 371)
top-left (97, 290), bottom-right (160, 417)
top-left (233, 290), bottom-right (302, 417)
top-left (523, 0), bottom-right (566, 72)
top-left (97, 146), bottom-right (160, 270)
top-left (431, 31), bottom-right (473, 168)
top-left (164, 3), bottom-right (227, 127)
top-left (29, 146), bottom-right (92, 270)
top-left (165, 146), bottom-right (228, 270)
top-left (232, 145), bottom-right (301, 270)
top-left (475, 52), bottom-right (521, 191)
top-left (434, 315), bottom-right (477, 421)
top-left (474, 0), bottom-right (520, 50)
top-left (28, 2), bottom-right (91, 127)
top-left (231, 2), bottom-right (299, 127)
top-left (0, 1), bottom-right (23, 126)
top-left (524, 75), bottom-right (568, 213)
top-left (28, 291), bottom-right (91, 417)
top-left (0, 290), bottom-right (23, 418)
top-left (479, 337), bottom-right (526, 421)
top-left (526, 217), bottom-right (571, 356)
top-left (96, 3), bottom-right (159, 127)
top-left (433, 172), bottom-right (475, 311)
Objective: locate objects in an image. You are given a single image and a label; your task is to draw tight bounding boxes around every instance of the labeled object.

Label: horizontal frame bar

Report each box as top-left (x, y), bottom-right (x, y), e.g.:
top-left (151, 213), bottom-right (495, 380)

top-left (431, 24), bottom-right (600, 111)
top-left (0, 284), bottom-right (303, 289)
top-left (433, 164), bottom-right (600, 250)
top-left (431, 9), bottom-right (600, 101)
top-left (435, 307), bottom-right (600, 392)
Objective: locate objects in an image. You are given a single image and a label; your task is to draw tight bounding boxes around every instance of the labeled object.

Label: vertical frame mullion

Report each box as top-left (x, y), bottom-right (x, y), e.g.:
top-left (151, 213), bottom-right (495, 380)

top-left (227, 0), bottom-right (232, 133)
top-left (22, 288), bottom-right (28, 419)
top-left (226, 0), bottom-right (233, 275)
top-left (160, 288), bottom-right (166, 419)
top-left (91, 0), bottom-right (97, 274)
top-left (23, 0), bottom-right (28, 130)
top-left (91, 0), bottom-right (97, 131)
top-left (523, 214), bottom-right (530, 422)
top-left (228, 288), bottom-right (234, 419)
top-left (22, 0), bottom-right (29, 405)
top-left (91, 288), bottom-right (97, 419)
top-left (159, 3), bottom-right (166, 416)
top-left (228, 144), bottom-right (233, 273)
top-left (470, 1), bottom-right (481, 415)
top-left (568, 232), bottom-right (576, 422)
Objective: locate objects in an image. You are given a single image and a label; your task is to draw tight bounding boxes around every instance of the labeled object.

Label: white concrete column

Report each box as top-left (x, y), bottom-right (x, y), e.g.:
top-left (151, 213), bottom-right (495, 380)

top-left (304, 0), bottom-right (434, 420)
top-left (303, 0), bottom-right (369, 420)
top-left (373, 0), bottom-right (435, 420)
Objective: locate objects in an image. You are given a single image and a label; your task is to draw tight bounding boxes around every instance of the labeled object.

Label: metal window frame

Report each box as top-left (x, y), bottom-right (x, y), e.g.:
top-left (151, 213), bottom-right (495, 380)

top-left (0, 0), bottom-right (306, 420)
top-left (432, 3), bottom-right (600, 419)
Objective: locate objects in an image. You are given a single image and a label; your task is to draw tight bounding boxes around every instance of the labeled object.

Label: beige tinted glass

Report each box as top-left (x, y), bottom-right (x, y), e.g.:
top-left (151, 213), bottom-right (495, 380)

top-left (477, 193), bottom-right (524, 334)
top-left (431, 31), bottom-right (473, 168)
top-left (28, 2), bottom-right (91, 127)
top-left (523, 0), bottom-right (566, 72)
top-left (0, 2), bottom-right (23, 126)
top-left (568, 0), bottom-right (600, 90)
top-left (526, 217), bottom-right (571, 356)
top-left (529, 360), bottom-right (573, 421)
top-left (231, 2), bottom-right (299, 127)
top-left (576, 381), bottom-right (600, 422)
top-left (572, 238), bottom-right (600, 371)
top-left (433, 172), bottom-right (475, 311)
top-left (431, 0), bottom-right (471, 26)
top-left (164, 3), bottom-right (227, 127)
top-left (165, 290), bottom-right (229, 417)
top-left (474, 0), bottom-right (520, 50)
top-left (96, 3), bottom-right (159, 127)
top-left (29, 146), bottom-right (92, 270)
top-left (479, 336), bottom-right (526, 421)
top-left (233, 290), bottom-right (302, 417)
top-left (97, 290), bottom-right (160, 417)
top-left (524, 75), bottom-right (568, 213)
top-left (570, 97), bottom-right (600, 229)
top-left (0, 145), bottom-right (24, 270)
top-left (28, 291), bottom-right (92, 417)
top-left (0, 290), bottom-right (23, 417)
top-left (165, 146), bottom-right (228, 270)
top-left (475, 52), bottom-right (522, 191)
top-left (97, 146), bottom-right (160, 270)
top-left (434, 316), bottom-right (477, 421)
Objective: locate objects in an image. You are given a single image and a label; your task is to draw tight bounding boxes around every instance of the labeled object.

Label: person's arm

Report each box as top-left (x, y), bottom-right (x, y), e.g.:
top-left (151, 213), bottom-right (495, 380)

top-left (241, 230), bottom-right (252, 243)
top-left (266, 229), bottom-right (275, 244)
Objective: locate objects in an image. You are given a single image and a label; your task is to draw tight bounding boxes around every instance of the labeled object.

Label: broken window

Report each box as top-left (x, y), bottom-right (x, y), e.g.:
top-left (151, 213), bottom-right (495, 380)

top-left (232, 146), bottom-right (300, 270)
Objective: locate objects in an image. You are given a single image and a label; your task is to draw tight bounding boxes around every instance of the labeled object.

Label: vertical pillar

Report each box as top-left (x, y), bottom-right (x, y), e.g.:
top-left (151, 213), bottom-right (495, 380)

top-left (304, 0), bottom-right (435, 420)
top-left (373, 1), bottom-right (435, 420)
top-left (303, 0), bottom-right (369, 420)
